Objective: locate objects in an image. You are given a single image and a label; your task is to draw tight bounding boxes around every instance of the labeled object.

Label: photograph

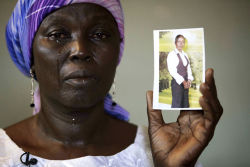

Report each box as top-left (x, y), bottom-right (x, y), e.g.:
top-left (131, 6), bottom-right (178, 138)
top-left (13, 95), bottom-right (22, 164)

top-left (153, 28), bottom-right (205, 110)
top-left (2, 0), bottom-right (250, 166)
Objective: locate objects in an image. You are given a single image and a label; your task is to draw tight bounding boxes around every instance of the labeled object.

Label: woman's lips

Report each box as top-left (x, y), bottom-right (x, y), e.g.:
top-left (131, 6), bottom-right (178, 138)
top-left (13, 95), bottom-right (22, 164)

top-left (63, 70), bottom-right (96, 88)
top-left (65, 77), bottom-right (95, 87)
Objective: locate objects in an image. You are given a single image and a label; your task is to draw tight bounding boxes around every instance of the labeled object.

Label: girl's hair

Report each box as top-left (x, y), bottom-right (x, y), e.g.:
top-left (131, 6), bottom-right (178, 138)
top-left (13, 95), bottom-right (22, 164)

top-left (175, 34), bottom-right (185, 44)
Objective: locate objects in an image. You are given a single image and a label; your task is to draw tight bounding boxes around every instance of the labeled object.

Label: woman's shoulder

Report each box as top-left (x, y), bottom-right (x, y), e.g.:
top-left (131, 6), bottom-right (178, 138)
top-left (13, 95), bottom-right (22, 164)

top-left (3, 116), bottom-right (37, 150)
top-left (116, 125), bottom-right (154, 166)
top-left (133, 125), bottom-right (150, 147)
top-left (0, 128), bottom-right (24, 165)
top-left (99, 124), bottom-right (153, 167)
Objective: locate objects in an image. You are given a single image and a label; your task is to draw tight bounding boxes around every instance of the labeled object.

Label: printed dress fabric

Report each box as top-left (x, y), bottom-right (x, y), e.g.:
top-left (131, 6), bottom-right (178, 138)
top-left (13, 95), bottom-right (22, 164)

top-left (0, 126), bottom-right (203, 167)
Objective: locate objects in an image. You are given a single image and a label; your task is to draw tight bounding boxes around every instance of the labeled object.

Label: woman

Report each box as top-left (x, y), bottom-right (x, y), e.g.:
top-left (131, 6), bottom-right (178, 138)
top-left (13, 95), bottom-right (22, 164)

top-left (0, 0), bottom-right (223, 166)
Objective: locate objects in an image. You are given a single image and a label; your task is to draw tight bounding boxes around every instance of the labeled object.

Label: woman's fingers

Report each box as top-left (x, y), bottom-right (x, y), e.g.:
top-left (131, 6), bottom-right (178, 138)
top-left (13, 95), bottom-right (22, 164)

top-left (200, 69), bottom-right (223, 125)
top-left (205, 68), bottom-right (217, 97)
top-left (199, 96), bottom-right (215, 128)
top-left (146, 91), bottom-right (164, 132)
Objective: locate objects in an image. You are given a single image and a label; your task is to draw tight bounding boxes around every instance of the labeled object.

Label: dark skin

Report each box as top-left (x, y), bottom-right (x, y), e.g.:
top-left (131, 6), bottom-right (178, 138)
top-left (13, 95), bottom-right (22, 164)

top-left (4, 3), bottom-right (222, 166)
top-left (5, 3), bottom-right (137, 160)
top-left (147, 69), bottom-right (223, 167)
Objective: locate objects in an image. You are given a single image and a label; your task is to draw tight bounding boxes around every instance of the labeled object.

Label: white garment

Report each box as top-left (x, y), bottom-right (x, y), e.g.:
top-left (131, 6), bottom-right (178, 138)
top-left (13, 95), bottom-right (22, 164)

top-left (0, 126), bottom-right (202, 167)
top-left (167, 49), bottom-right (194, 85)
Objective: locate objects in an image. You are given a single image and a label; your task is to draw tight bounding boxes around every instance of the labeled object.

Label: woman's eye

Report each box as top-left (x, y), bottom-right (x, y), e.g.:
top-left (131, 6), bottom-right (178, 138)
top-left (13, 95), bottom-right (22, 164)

top-left (91, 32), bottom-right (110, 41)
top-left (48, 31), bottom-right (70, 42)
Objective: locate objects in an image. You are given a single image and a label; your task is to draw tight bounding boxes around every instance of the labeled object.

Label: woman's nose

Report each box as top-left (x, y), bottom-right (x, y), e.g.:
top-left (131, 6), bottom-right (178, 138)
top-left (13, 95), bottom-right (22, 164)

top-left (69, 39), bottom-right (92, 62)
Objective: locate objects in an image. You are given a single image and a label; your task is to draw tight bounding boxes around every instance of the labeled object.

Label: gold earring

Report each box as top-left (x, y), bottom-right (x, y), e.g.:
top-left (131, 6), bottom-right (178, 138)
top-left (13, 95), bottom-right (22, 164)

top-left (30, 69), bottom-right (35, 108)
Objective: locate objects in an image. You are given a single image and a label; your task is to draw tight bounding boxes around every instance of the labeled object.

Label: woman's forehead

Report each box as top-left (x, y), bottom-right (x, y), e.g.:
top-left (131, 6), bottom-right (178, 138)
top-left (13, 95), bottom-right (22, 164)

top-left (42, 3), bottom-right (116, 24)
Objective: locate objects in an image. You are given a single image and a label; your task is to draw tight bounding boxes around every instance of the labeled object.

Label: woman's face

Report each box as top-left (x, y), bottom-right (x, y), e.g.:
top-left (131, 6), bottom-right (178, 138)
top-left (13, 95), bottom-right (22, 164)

top-left (32, 3), bottom-right (121, 109)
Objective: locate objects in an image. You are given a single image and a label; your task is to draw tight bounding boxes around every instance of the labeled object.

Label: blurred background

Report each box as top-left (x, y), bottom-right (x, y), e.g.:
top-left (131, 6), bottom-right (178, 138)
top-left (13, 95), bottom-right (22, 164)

top-left (0, 0), bottom-right (249, 166)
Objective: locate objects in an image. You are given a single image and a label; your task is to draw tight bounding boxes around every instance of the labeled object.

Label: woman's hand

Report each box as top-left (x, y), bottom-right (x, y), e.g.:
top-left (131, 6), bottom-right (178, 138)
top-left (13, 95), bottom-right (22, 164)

top-left (146, 68), bottom-right (223, 167)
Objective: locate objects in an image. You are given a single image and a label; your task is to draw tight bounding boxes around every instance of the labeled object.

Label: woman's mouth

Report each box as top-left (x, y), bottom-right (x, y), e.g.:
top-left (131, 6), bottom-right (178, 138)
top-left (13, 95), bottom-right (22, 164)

top-left (63, 70), bottom-right (97, 88)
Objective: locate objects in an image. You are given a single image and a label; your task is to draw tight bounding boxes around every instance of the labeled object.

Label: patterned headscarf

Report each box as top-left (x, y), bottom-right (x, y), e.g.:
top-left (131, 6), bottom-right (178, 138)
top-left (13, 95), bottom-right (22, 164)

top-left (6, 0), bottom-right (129, 121)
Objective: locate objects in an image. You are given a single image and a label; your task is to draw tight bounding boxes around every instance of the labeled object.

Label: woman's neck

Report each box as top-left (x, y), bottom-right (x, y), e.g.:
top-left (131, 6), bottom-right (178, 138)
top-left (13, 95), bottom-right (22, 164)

top-left (36, 95), bottom-right (110, 147)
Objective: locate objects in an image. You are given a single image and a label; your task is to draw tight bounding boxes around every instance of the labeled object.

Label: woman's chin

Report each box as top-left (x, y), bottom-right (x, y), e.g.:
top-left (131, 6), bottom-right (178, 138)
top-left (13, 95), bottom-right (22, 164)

top-left (59, 91), bottom-right (104, 110)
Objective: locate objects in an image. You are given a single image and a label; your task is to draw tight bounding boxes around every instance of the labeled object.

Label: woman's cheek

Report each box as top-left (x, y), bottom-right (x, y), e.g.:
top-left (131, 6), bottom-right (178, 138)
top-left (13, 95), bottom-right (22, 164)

top-left (34, 43), bottom-right (61, 88)
top-left (96, 43), bottom-right (119, 66)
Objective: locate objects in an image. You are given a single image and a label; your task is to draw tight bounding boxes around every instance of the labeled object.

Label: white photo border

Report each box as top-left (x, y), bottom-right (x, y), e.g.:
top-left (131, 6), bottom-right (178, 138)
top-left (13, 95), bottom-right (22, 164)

top-left (153, 28), bottom-right (206, 110)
